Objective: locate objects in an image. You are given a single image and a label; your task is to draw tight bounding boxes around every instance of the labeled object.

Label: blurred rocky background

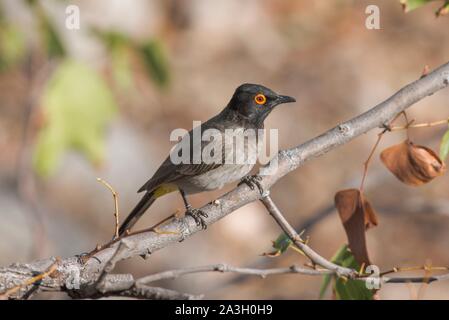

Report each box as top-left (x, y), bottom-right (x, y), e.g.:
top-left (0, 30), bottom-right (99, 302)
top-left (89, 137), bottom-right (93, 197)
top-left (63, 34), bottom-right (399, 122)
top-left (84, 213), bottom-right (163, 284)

top-left (1, 0), bottom-right (449, 299)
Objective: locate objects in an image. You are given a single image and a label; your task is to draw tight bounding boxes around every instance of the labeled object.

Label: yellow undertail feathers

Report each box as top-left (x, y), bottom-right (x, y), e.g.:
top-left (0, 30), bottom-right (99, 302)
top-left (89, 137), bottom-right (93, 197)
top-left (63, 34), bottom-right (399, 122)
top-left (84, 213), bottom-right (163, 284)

top-left (153, 184), bottom-right (178, 198)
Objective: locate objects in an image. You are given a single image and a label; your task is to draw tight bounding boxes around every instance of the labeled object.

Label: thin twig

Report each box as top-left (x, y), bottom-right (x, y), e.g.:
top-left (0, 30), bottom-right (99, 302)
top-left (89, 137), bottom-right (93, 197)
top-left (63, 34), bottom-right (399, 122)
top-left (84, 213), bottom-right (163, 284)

top-left (82, 211), bottom-right (180, 262)
top-left (380, 265), bottom-right (449, 277)
top-left (360, 132), bottom-right (384, 191)
top-left (260, 194), bottom-right (356, 277)
top-left (134, 261), bottom-right (449, 289)
top-left (381, 272), bottom-right (449, 284)
top-left (390, 118), bottom-right (449, 131)
top-left (137, 263), bottom-right (330, 285)
top-left (360, 111), bottom-right (406, 191)
top-left (259, 194), bottom-right (449, 287)
top-left (97, 178), bottom-right (120, 239)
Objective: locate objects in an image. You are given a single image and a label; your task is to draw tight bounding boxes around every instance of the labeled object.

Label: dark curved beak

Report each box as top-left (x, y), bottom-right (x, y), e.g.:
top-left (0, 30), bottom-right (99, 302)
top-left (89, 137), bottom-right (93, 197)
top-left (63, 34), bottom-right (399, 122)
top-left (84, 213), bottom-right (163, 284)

top-left (275, 95), bottom-right (296, 105)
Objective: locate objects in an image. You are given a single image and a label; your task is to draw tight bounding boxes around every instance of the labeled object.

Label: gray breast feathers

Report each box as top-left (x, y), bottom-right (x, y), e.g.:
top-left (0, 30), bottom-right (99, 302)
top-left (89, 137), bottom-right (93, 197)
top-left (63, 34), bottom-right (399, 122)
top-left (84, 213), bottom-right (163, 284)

top-left (138, 124), bottom-right (263, 194)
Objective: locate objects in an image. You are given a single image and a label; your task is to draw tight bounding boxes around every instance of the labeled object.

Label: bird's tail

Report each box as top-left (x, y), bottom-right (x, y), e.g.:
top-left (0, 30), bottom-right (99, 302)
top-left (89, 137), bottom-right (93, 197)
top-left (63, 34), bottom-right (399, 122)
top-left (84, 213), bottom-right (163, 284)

top-left (118, 191), bottom-right (156, 236)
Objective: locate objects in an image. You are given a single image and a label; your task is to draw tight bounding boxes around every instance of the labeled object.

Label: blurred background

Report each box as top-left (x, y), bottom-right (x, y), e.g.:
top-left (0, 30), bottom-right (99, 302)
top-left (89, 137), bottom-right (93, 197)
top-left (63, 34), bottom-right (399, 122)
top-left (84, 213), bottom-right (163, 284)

top-left (1, 0), bottom-right (449, 299)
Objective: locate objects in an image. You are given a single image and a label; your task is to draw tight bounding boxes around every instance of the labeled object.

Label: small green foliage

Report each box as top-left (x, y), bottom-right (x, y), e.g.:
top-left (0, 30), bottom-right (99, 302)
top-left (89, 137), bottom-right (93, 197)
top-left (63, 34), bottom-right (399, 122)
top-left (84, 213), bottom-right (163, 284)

top-left (400, 0), bottom-right (449, 16)
top-left (33, 59), bottom-right (118, 176)
top-left (273, 233), bottom-right (293, 253)
top-left (93, 29), bottom-right (170, 89)
top-left (319, 245), bottom-right (374, 300)
top-left (401, 0), bottom-right (434, 12)
top-left (139, 40), bottom-right (170, 88)
top-left (334, 276), bottom-right (374, 300)
top-left (41, 15), bottom-right (65, 58)
top-left (26, 0), bottom-right (65, 57)
top-left (318, 272), bottom-right (333, 299)
top-left (93, 30), bottom-right (130, 49)
top-left (319, 245), bottom-right (347, 299)
top-left (91, 29), bottom-right (134, 90)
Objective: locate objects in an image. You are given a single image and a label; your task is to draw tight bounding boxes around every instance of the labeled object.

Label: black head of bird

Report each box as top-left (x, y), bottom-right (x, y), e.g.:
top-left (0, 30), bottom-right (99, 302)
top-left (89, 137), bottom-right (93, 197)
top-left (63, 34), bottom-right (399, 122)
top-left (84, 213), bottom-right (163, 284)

top-left (227, 83), bottom-right (296, 125)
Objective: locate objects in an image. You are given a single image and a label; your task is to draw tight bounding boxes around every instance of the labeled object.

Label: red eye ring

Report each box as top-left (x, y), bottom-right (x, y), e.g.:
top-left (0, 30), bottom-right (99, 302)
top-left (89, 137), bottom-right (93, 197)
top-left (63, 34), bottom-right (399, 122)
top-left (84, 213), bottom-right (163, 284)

top-left (254, 93), bottom-right (266, 105)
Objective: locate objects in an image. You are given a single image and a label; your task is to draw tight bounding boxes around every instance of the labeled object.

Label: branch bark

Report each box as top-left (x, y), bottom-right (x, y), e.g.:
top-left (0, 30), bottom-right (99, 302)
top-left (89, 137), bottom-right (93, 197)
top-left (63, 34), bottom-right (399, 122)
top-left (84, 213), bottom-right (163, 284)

top-left (136, 263), bottom-right (330, 285)
top-left (1, 61), bottom-right (449, 299)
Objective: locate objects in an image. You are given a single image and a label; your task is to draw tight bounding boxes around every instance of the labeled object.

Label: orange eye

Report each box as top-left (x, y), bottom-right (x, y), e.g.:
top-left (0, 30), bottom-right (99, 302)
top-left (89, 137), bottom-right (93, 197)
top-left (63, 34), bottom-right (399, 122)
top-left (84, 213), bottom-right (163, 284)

top-left (254, 94), bottom-right (266, 105)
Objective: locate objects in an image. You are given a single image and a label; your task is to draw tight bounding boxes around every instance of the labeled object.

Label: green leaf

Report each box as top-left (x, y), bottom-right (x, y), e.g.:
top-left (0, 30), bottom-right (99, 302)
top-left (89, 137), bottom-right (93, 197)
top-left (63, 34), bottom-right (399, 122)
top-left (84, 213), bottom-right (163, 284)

top-left (93, 30), bottom-right (169, 89)
top-left (319, 274), bottom-right (332, 299)
top-left (400, 0), bottom-right (435, 12)
top-left (439, 129), bottom-right (449, 161)
top-left (91, 29), bottom-right (134, 91)
top-left (41, 15), bottom-right (65, 58)
top-left (319, 245), bottom-right (348, 299)
top-left (0, 24), bottom-right (26, 71)
top-left (330, 244), bottom-right (352, 265)
top-left (93, 29), bottom-right (130, 49)
top-left (27, 0), bottom-right (65, 57)
top-left (334, 276), bottom-right (374, 300)
top-left (319, 244), bottom-right (374, 300)
top-left (33, 59), bottom-right (117, 176)
top-left (37, 3), bottom-right (65, 58)
top-left (272, 233), bottom-right (292, 253)
top-left (139, 39), bottom-right (170, 87)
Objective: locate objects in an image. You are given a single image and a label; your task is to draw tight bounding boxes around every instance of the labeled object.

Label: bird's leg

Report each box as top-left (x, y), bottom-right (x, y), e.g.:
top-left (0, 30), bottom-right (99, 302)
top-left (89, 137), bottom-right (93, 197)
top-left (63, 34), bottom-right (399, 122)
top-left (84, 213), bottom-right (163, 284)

top-left (179, 189), bottom-right (208, 229)
top-left (239, 175), bottom-right (267, 196)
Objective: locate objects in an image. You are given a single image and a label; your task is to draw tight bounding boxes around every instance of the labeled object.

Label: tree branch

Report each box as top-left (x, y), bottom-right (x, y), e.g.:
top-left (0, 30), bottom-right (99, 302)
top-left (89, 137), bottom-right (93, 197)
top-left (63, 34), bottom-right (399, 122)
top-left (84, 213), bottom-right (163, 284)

top-left (1, 61), bottom-right (449, 299)
top-left (136, 263), bottom-right (449, 287)
top-left (259, 194), bottom-right (356, 276)
top-left (116, 285), bottom-right (203, 300)
top-left (137, 263), bottom-right (330, 285)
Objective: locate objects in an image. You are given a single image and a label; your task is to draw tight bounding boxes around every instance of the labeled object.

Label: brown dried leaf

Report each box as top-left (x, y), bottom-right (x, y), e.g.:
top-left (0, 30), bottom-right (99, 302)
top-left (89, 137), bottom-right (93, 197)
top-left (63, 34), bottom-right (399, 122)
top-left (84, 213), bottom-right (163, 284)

top-left (380, 140), bottom-right (446, 186)
top-left (335, 189), bottom-right (378, 266)
top-left (362, 194), bottom-right (378, 228)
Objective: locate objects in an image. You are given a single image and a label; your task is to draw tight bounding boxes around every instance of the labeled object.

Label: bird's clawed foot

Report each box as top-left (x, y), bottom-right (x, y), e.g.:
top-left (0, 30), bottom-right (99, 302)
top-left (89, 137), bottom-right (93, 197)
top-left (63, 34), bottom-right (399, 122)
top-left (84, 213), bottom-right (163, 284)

top-left (185, 206), bottom-right (208, 229)
top-left (239, 175), bottom-right (267, 196)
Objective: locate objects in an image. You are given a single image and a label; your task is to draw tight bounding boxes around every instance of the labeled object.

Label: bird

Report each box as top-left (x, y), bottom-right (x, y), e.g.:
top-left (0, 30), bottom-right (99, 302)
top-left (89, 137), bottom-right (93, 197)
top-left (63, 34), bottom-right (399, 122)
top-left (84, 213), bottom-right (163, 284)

top-left (118, 83), bottom-right (295, 236)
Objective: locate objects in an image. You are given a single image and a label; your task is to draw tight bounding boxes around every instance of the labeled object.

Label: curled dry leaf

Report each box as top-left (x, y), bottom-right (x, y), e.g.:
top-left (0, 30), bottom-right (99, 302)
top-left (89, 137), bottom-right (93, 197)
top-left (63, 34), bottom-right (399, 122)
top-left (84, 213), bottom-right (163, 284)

top-left (380, 140), bottom-right (446, 186)
top-left (335, 189), bottom-right (378, 266)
